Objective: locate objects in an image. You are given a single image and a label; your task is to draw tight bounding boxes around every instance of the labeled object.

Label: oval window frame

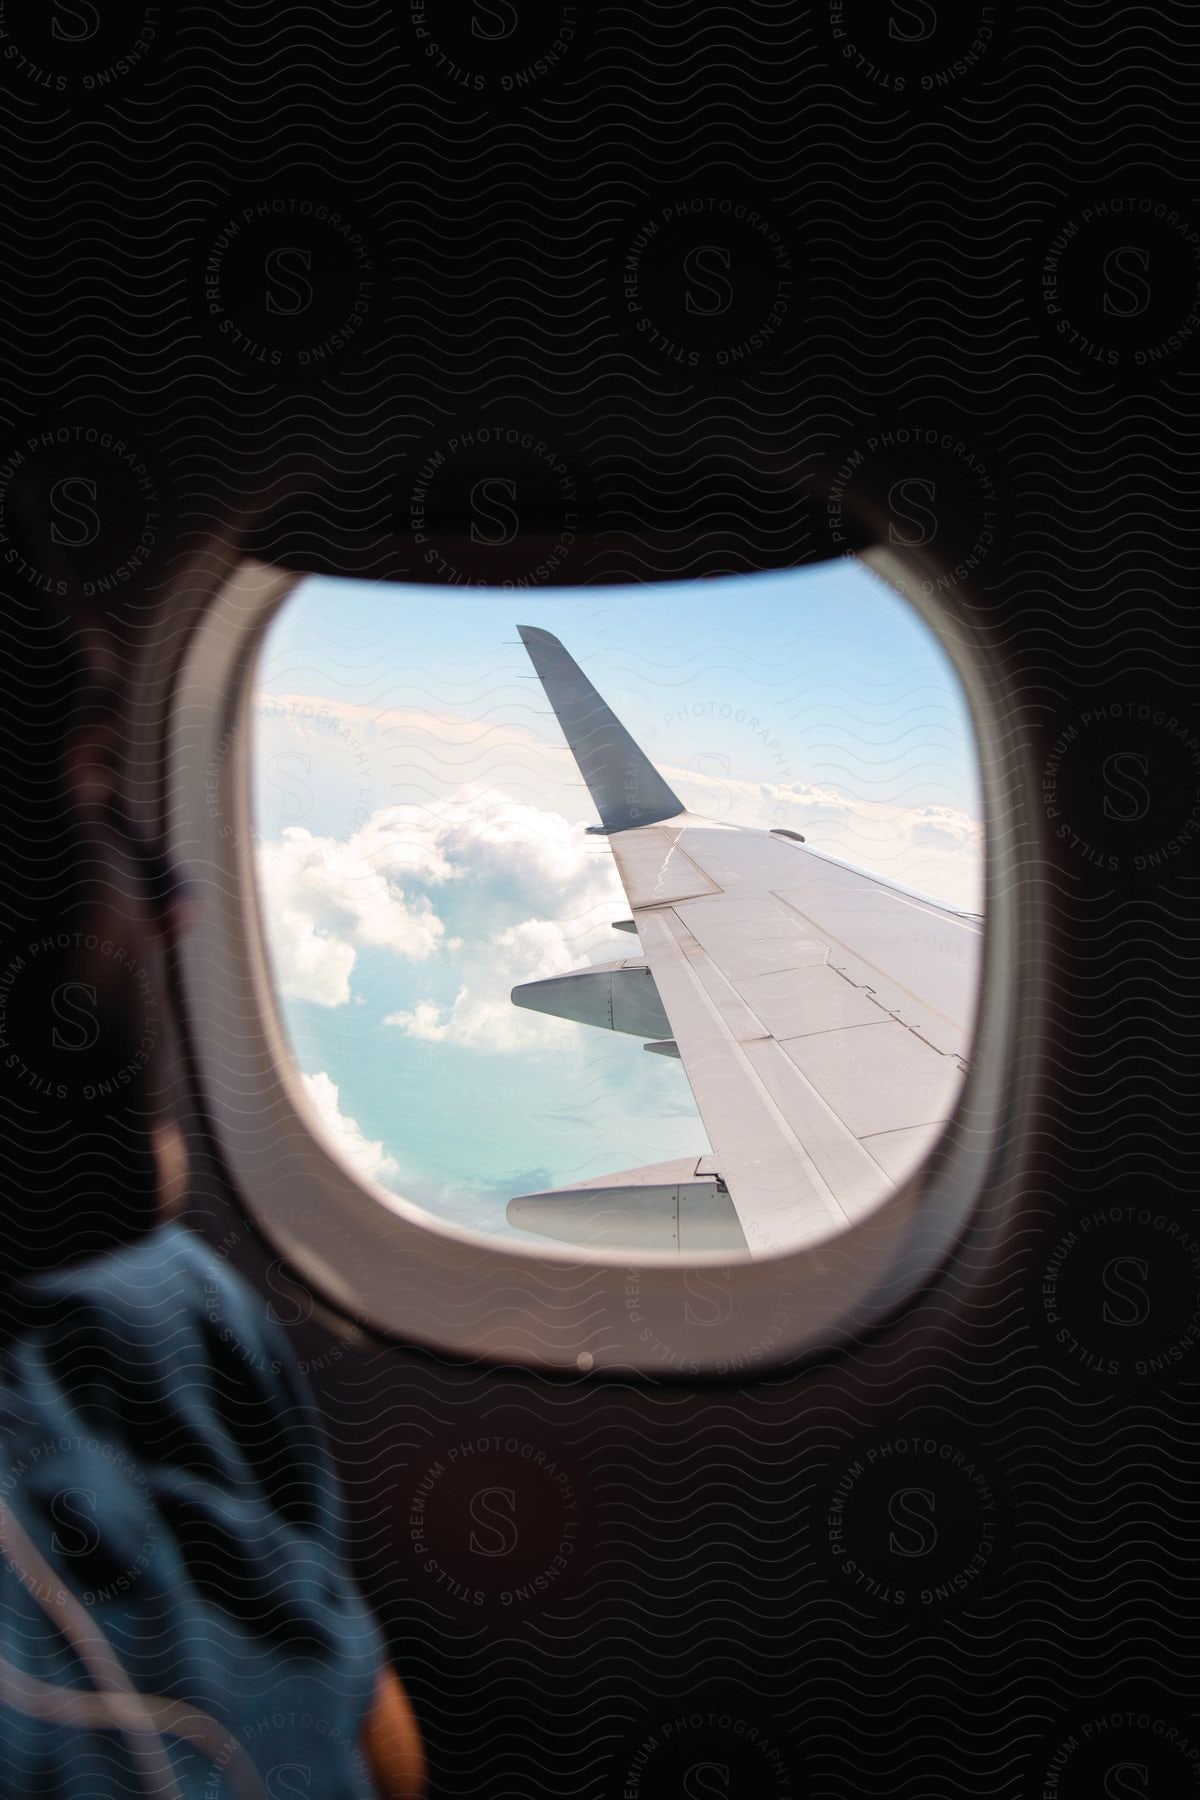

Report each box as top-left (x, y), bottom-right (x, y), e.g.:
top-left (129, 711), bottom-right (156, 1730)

top-left (167, 548), bottom-right (1041, 1375)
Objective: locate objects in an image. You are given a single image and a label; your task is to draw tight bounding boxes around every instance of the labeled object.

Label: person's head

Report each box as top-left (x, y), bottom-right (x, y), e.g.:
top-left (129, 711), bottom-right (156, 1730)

top-left (2, 539), bottom-right (185, 1307)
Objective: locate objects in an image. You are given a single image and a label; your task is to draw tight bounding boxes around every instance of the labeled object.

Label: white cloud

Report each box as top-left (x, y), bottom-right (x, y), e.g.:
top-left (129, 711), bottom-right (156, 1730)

top-left (257, 787), bottom-right (623, 1011)
top-left (259, 688), bottom-right (983, 910)
top-left (659, 770), bottom-right (983, 912)
top-left (371, 790), bottom-right (627, 1053)
top-left (267, 902), bottom-right (358, 1007)
top-left (299, 1070), bottom-right (400, 1185)
top-left (386, 916), bottom-right (590, 1054)
top-left (256, 823), bottom-right (450, 1006)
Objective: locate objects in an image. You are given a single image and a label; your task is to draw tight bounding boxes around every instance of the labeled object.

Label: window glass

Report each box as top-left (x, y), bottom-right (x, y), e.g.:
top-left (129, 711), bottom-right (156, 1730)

top-left (252, 565), bottom-right (983, 1258)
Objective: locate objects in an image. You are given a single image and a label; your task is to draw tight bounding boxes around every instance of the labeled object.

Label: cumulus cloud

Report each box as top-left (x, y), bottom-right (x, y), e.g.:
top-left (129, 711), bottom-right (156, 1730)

top-left (257, 786), bottom-right (623, 1012)
top-left (299, 1070), bottom-right (400, 1185)
top-left (266, 900), bottom-right (358, 1007)
top-left (386, 917), bottom-right (590, 1053)
top-left (371, 790), bottom-right (627, 1053)
top-left (909, 804), bottom-right (983, 855)
top-left (256, 821), bottom-right (450, 1006)
top-left (395, 788), bottom-right (618, 920)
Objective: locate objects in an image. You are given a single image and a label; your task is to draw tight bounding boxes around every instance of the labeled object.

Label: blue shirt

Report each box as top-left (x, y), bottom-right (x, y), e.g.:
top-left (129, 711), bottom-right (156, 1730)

top-left (0, 1225), bottom-right (384, 1797)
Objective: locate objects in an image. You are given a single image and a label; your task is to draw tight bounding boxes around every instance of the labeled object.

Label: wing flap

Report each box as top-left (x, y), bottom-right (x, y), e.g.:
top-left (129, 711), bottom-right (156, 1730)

top-left (775, 1022), bottom-right (962, 1140)
top-left (859, 1122), bottom-right (948, 1184)
top-left (635, 906), bottom-right (853, 1251)
top-left (738, 1036), bottom-right (913, 1222)
top-left (733, 963), bottom-right (890, 1039)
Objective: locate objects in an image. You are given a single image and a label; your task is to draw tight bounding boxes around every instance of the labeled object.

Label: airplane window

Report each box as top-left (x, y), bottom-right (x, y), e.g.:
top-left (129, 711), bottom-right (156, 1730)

top-left (249, 562), bottom-right (983, 1264)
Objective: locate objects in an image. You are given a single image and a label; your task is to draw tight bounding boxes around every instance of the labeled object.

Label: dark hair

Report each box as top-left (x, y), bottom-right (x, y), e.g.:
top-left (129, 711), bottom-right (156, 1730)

top-left (1, 582), bottom-right (164, 1323)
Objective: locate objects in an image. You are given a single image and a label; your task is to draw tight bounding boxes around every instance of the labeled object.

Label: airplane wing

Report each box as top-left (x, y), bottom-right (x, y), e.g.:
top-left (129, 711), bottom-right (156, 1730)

top-left (509, 626), bottom-right (982, 1257)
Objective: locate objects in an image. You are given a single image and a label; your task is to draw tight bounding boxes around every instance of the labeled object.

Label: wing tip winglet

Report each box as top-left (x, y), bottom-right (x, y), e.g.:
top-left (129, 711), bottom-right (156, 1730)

top-left (516, 623), bottom-right (684, 832)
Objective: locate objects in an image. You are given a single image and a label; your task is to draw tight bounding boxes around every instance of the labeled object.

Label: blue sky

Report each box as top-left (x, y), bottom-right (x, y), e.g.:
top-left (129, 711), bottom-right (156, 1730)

top-left (251, 562), bottom-right (982, 1240)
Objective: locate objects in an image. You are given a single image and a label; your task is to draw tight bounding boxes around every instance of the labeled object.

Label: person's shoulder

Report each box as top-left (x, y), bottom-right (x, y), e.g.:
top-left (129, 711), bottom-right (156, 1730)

top-left (27, 1221), bottom-right (213, 1311)
top-left (13, 1225), bottom-right (366, 1588)
top-left (31, 1220), bottom-right (236, 1312)
top-left (14, 1225), bottom-right (314, 1456)
top-left (5, 1239), bottom-right (386, 1789)
top-left (27, 1224), bottom-right (281, 1373)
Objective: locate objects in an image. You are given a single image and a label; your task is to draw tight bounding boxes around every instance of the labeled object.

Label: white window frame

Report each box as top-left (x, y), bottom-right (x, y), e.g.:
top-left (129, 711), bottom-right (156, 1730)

top-left (167, 551), bottom-right (1041, 1375)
